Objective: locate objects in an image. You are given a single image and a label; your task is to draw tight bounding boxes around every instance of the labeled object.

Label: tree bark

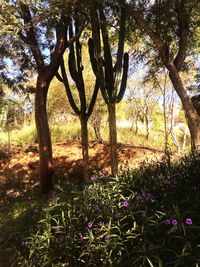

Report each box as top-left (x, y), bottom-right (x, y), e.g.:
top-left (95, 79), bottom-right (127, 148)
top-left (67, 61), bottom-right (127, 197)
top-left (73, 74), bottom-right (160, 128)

top-left (35, 79), bottom-right (54, 192)
top-left (80, 115), bottom-right (89, 180)
top-left (167, 63), bottom-right (200, 151)
top-left (107, 102), bottom-right (118, 176)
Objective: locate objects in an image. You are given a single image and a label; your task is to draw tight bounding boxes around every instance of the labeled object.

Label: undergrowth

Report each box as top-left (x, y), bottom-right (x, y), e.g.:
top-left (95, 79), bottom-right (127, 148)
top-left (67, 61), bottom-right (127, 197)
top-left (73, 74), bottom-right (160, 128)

top-left (0, 153), bottom-right (200, 266)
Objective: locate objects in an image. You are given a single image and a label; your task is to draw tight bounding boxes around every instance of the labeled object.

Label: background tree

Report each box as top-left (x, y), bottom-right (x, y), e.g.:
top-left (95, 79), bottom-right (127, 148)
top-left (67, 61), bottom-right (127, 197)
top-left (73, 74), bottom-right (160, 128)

top-left (89, 95), bottom-right (106, 143)
top-left (126, 0), bottom-right (200, 151)
top-left (127, 79), bottom-right (160, 141)
top-left (47, 80), bottom-right (71, 124)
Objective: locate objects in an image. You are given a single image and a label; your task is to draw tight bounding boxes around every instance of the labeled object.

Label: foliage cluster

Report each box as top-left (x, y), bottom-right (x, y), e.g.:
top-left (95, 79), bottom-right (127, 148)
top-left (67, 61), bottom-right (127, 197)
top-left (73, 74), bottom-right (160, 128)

top-left (0, 154), bottom-right (200, 266)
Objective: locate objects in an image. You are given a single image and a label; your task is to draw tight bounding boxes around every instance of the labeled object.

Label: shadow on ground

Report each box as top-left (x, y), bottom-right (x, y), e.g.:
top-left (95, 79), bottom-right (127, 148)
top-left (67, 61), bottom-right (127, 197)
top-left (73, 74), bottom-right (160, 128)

top-left (0, 141), bottom-right (163, 203)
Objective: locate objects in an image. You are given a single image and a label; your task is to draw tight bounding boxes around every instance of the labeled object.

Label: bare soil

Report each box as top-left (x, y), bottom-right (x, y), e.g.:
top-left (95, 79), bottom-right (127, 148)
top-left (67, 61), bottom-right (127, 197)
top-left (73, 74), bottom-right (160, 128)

top-left (0, 141), bottom-right (164, 186)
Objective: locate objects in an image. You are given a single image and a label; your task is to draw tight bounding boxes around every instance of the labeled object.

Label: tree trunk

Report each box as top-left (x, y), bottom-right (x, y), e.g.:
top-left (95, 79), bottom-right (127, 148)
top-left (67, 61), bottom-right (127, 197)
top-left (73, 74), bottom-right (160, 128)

top-left (145, 115), bottom-right (149, 141)
top-left (188, 119), bottom-right (200, 151)
top-left (107, 102), bottom-right (118, 176)
top-left (134, 114), bottom-right (139, 135)
top-left (80, 115), bottom-right (89, 180)
top-left (144, 104), bottom-right (149, 141)
top-left (92, 123), bottom-right (103, 143)
top-left (35, 79), bottom-right (54, 193)
top-left (167, 63), bottom-right (200, 151)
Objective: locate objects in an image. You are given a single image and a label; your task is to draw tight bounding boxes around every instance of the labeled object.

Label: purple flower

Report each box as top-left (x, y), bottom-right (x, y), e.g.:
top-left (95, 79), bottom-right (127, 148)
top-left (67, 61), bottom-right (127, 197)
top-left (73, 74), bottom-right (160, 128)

top-left (105, 235), bottom-right (109, 241)
top-left (50, 192), bottom-right (58, 201)
top-left (145, 192), bottom-right (152, 201)
top-left (122, 200), bottom-right (129, 207)
top-left (142, 192), bottom-right (146, 198)
top-left (79, 233), bottom-right (83, 241)
top-left (185, 218), bottom-right (192, 225)
top-left (165, 219), bottom-right (171, 225)
top-left (95, 204), bottom-right (100, 211)
top-left (27, 196), bottom-right (31, 200)
top-left (53, 226), bottom-right (62, 233)
top-left (147, 193), bottom-right (152, 198)
top-left (88, 222), bottom-right (93, 229)
top-left (91, 175), bottom-right (97, 181)
top-left (98, 222), bottom-right (109, 227)
top-left (171, 219), bottom-right (178, 226)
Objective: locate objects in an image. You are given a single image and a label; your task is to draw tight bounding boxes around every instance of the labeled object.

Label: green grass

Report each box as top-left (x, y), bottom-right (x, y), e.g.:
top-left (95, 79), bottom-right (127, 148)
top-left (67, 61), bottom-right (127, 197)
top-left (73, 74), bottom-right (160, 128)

top-left (0, 122), bottom-right (191, 153)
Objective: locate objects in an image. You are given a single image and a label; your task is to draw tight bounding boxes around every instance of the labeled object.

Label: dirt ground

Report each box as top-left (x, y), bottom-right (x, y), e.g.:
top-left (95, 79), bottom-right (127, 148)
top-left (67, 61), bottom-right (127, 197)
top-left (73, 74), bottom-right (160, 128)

top-left (0, 141), bottom-right (165, 187)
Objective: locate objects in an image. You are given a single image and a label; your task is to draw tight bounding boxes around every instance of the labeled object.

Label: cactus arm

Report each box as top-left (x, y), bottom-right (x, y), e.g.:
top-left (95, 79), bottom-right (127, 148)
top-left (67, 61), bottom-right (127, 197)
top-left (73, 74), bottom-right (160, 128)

top-left (88, 38), bottom-right (98, 75)
top-left (60, 59), bottom-right (81, 115)
top-left (90, 3), bottom-right (109, 104)
top-left (87, 38), bottom-right (100, 117)
top-left (114, 2), bottom-right (126, 98)
top-left (99, 6), bottom-right (114, 97)
top-left (87, 79), bottom-right (99, 118)
top-left (55, 71), bottom-right (63, 82)
top-left (68, 43), bottom-right (79, 83)
top-left (116, 52), bottom-right (129, 103)
top-left (74, 22), bottom-right (87, 113)
top-left (68, 23), bottom-right (87, 113)
top-left (68, 22), bottom-right (81, 88)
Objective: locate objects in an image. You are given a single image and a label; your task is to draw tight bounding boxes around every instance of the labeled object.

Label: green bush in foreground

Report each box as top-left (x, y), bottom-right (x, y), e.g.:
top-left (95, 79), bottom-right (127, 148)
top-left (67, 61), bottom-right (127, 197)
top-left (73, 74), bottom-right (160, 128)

top-left (0, 154), bottom-right (200, 267)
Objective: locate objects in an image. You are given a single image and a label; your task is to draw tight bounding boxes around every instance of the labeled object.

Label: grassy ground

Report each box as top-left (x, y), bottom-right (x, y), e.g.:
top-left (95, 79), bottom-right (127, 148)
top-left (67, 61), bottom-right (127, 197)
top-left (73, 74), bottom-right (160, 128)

top-left (0, 122), bottom-right (190, 153)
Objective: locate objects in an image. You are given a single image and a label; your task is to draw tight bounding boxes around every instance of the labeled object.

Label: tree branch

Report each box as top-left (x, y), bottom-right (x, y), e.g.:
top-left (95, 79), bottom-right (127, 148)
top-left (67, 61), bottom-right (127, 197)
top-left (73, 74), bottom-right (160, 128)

top-left (173, 0), bottom-right (190, 71)
top-left (60, 59), bottom-right (81, 115)
top-left (126, 3), bottom-right (170, 65)
top-left (20, 3), bottom-right (45, 73)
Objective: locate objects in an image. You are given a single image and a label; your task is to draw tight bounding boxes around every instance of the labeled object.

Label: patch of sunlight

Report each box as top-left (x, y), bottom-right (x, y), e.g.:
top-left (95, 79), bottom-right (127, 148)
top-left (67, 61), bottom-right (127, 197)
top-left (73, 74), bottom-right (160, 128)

top-left (13, 206), bottom-right (26, 219)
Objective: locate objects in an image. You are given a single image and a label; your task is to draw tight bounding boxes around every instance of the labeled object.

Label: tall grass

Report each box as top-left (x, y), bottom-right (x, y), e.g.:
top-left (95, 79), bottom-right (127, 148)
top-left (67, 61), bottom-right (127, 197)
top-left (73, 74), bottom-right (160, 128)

top-left (0, 122), bottom-right (190, 152)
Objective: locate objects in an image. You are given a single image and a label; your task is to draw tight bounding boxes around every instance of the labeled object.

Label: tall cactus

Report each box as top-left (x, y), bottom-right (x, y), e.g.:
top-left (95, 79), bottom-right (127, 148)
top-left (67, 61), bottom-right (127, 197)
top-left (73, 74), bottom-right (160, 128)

top-left (90, 1), bottom-right (129, 176)
top-left (59, 20), bottom-right (99, 181)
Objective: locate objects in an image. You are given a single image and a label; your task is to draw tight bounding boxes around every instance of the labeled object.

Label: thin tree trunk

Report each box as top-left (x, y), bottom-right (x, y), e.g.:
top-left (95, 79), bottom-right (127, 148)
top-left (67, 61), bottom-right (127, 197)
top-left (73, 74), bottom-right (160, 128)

top-left (92, 124), bottom-right (103, 143)
top-left (144, 103), bottom-right (149, 141)
top-left (80, 115), bottom-right (89, 180)
top-left (7, 127), bottom-right (10, 152)
top-left (107, 102), bottom-right (118, 176)
top-left (35, 79), bottom-right (54, 193)
top-left (162, 75), bottom-right (168, 151)
top-left (145, 115), bottom-right (149, 141)
top-left (135, 120), bottom-right (139, 135)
